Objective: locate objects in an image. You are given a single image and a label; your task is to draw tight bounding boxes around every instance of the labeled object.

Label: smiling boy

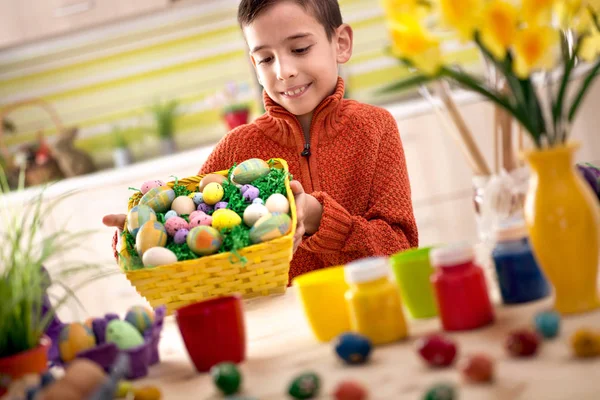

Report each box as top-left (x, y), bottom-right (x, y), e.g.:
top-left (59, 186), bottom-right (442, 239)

top-left (105, 0), bottom-right (418, 282)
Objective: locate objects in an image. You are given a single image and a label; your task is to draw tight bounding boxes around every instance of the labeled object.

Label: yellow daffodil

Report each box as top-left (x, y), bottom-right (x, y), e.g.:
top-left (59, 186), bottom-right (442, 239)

top-left (521, 0), bottom-right (557, 24)
top-left (480, 0), bottom-right (518, 59)
top-left (438, 0), bottom-right (484, 40)
top-left (381, 0), bottom-right (428, 17)
top-left (389, 14), bottom-right (442, 75)
top-left (512, 25), bottom-right (559, 78)
top-left (555, 0), bottom-right (596, 31)
top-left (580, 25), bottom-right (600, 61)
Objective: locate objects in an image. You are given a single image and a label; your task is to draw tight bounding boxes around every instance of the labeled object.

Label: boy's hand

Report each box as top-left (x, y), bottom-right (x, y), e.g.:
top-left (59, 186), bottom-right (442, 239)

top-left (289, 181), bottom-right (323, 252)
top-left (102, 214), bottom-right (126, 232)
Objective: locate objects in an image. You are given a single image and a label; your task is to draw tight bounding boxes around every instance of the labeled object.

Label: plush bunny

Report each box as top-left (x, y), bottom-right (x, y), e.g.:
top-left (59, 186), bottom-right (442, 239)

top-left (52, 127), bottom-right (97, 177)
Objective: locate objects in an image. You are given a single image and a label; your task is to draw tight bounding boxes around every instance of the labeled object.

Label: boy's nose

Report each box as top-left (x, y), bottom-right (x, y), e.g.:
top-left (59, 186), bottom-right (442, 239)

top-left (276, 59), bottom-right (298, 81)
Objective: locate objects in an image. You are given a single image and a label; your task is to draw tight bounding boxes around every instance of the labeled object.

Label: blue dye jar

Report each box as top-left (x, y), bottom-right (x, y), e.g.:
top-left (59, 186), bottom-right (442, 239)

top-left (492, 221), bottom-right (550, 304)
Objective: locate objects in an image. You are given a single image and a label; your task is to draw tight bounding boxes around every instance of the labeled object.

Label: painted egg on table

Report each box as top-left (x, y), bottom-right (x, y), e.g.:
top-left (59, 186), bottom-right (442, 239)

top-left (142, 246), bottom-right (178, 267)
top-left (140, 180), bottom-right (165, 195)
top-left (197, 202), bottom-right (214, 214)
top-left (126, 205), bottom-right (157, 237)
top-left (199, 174), bottom-right (226, 192)
top-left (232, 159), bottom-right (270, 184)
top-left (106, 320), bottom-right (145, 350)
top-left (136, 221), bottom-right (168, 257)
top-left (266, 193), bottom-right (290, 214)
top-left (187, 226), bottom-right (222, 256)
top-left (189, 213), bottom-right (212, 228)
top-left (334, 333), bottom-right (372, 365)
top-left (164, 216), bottom-right (189, 236)
top-left (212, 209), bottom-right (242, 230)
top-left (203, 182), bottom-right (224, 205)
top-left (243, 203), bottom-right (269, 227)
top-left (249, 213), bottom-right (292, 244)
top-left (125, 305), bottom-right (155, 335)
top-left (139, 186), bottom-right (176, 213)
top-left (174, 229), bottom-right (189, 244)
top-left (59, 322), bottom-right (96, 362)
top-left (171, 196), bottom-right (196, 216)
top-left (189, 192), bottom-right (203, 205)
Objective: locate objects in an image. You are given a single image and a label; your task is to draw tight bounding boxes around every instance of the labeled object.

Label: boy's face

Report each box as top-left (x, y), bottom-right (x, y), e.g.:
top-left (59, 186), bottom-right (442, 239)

top-left (245, 1), bottom-right (352, 118)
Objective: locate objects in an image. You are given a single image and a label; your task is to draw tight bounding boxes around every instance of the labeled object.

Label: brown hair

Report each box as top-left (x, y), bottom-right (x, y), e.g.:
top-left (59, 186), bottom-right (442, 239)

top-left (238, 0), bottom-right (343, 40)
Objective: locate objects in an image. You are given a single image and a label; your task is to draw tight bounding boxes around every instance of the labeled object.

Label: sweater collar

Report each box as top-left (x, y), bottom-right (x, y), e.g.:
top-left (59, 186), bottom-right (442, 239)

top-left (258, 77), bottom-right (347, 148)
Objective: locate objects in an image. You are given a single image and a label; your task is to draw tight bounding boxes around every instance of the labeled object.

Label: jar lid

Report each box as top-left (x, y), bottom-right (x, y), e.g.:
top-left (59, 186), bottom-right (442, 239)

top-left (344, 257), bottom-right (390, 283)
top-left (494, 220), bottom-right (528, 242)
top-left (430, 243), bottom-right (474, 268)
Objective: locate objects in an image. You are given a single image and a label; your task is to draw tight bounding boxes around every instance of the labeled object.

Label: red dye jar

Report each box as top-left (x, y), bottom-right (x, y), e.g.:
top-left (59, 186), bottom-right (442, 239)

top-left (430, 244), bottom-right (494, 331)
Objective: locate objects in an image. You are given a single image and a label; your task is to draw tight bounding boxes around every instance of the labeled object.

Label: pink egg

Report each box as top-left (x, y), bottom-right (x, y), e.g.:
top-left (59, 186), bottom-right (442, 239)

top-left (164, 216), bottom-right (189, 236)
top-left (141, 180), bottom-right (165, 195)
top-left (189, 211), bottom-right (205, 221)
top-left (189, 213), bottom-right (212, 228)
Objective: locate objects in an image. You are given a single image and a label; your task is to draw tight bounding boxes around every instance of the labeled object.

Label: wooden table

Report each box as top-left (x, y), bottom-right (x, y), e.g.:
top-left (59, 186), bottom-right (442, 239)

top-left (140, 289), bottom-right (600, 399)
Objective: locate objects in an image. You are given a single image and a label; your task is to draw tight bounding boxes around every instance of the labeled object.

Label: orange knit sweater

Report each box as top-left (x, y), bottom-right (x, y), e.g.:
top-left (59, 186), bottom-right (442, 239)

top-left (113, 78), bottom-right (418, 282)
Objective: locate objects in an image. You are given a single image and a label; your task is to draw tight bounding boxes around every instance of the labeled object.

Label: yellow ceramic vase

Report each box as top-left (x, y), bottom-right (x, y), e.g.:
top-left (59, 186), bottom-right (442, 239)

top-left (524, 142), bottom-right (600, 315)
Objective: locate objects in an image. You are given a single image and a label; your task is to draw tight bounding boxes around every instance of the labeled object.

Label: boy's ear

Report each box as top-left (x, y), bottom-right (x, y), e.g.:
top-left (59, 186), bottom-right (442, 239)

top-left (335, 24), bottom-right (353, 64)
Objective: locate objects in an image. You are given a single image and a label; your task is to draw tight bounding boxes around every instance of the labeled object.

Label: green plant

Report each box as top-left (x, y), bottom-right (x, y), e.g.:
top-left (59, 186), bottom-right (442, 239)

top-left (0, 169), bottom-right (112, 358)
top-left (148, 99), bottom-right (180, 139)
top-left (112, 126), bottom-right (128, 149)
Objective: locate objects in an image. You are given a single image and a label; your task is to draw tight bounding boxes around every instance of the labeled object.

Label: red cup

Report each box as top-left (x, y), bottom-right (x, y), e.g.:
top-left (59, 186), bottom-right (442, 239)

top-left (175, 295), bottom-right (246, 373)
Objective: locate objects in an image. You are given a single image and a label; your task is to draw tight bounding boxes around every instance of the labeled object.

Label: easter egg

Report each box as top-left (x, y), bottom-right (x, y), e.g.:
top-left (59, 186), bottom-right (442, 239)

top-left (132, 386), bottom-right (162, 400)
top-left (125, 305), bottom-right (155, 335)
top-left (416, 334), bottom-right (458, 367)
top-left (105, 320), bottom-right (145, 350)
top-left (140, 180), bottom-right (165, 195)
top-left (197, 202), bottom-right (214, 214)
top-left (189, 192), bottom-right (203, 205)
top-left (334, 333), bottom-right (372, 365)
top-left (243, 203), bottom-right (269, 227)
top-left (333, 380), bottom-right (368, 400)
top-left (142, 247), bottom-right (178, 267)
top-left (423, 383), bottom-right (456, 400)
top-left (199, 174), bottom-right (226, 192)
top-left (505, 329), bottom-right (540, 357)
top-left (252, 198), bottom-right (264, 205)
top-left (164, 210), bottom-right (178, 220)
top-left (570, 328), bottom-right (600, 358)
top-left (187, 226), bottom-right (222, 256)
top-left (135, 221), bottom-right (168, 257)
top-left (139, 186), bottom-right (176, 213)
top-left (265, 193), bottom-right (290, 214)
top-left (58, 322), bottom-right (96, 362)
top-left (171, 196), bottom-right (196, 215)
top-left (288, 372), bottom-right (320, 400)
top-left (534, 311), bottom-right (561, 339)
top-left (164, 216), bottom-right (189, 236)
top-left (242, 186), bottom-right (260, 202)
top-left (249, 213), bottom-right (292, 244)
top-left (174, 229), bottom-right (189, 244)
top-left (203, 182), bottom-right (224, 205)
top-left (459, 354), bottom-right (494, 383)
top-left (189, 213), bottom-right (212, 228)
top-left (214, 201), bottom-right (228, 210)
top-left (212, 209), bottom-right (242, 230)
top-left (232, 158), bottom-right (270, 184)
top-left (211, 362), bottom-right (242, 396)
top-left (126, 205), bottom-right (157, 237)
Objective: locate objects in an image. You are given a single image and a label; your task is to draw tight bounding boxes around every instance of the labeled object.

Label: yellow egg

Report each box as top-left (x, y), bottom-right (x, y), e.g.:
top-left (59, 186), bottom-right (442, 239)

top-left (212, 209), bottom-right (242, 230)
top-left (199, 173), bottom-right (226, 192)
top-left (127, 205), bottom-right (157, 237)
top-left (58, 323), bottom-right (96, 363)
top-left (135, 221), bottom-right (168, 257)
top-left (171, 196), bottom-right (196, 215)
top-left (202, 182), bottom-right (224, 205)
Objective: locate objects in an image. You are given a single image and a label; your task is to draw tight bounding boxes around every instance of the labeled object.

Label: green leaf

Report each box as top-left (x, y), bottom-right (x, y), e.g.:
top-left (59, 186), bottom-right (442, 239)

top-left (377, 74), bottom-right (435, 94)
top-left (568, 58), bottom-right (600, 123)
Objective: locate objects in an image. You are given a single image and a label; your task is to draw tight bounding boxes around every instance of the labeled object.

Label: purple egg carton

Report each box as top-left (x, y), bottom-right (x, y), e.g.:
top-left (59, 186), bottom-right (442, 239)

top-left (48, 306), bottom-right (165, 380)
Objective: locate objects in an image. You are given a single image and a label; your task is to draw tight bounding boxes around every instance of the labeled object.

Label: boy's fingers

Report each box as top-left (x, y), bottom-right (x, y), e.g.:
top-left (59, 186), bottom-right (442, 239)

top-left (102, 214), bottom-right (126, 229)
top-left (289, 180), bottom-right (304, 195)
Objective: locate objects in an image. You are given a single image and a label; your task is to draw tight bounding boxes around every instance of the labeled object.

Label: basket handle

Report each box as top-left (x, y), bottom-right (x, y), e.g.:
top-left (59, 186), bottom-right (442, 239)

top-left (0, 98), bottom-right (65, 167)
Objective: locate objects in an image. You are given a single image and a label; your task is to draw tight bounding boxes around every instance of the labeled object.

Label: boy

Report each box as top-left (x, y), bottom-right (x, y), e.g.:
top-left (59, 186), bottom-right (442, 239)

top-left (104, 0), bottom-right (418, 282)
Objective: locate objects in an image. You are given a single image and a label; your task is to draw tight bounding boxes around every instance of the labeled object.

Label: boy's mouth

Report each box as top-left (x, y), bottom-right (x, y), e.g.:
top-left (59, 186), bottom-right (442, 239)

top-left (281, 83), bottom-right (312, 98)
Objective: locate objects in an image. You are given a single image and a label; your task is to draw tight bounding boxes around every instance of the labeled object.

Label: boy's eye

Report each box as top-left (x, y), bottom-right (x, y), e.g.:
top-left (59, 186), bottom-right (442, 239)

top-left (293, 46), bottom-right (311, 54)
top-left (258, 56), bottom-right (273, 65)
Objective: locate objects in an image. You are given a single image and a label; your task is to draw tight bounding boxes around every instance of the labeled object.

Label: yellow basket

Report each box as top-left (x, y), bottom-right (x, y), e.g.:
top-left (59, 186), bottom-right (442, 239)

top-left (119, 158), bottom-right (296, 315)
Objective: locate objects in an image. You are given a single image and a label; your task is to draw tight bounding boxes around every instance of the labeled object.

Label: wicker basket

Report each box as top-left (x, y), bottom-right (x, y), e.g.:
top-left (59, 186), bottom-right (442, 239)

top-left (119, 158), bottom-right (296, 315)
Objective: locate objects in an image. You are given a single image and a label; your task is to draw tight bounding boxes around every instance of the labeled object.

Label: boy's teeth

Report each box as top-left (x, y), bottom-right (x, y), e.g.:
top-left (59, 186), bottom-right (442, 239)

top-left (285, 86), bottom-right (306, 96)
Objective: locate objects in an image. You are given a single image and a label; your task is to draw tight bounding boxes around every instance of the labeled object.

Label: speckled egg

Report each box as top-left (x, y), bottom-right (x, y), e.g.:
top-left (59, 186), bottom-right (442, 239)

top-left (126, 205), bottom-right (157, 237)
top-left (243, 203), bottom-right (270, 227)
top-left (242, 186), bottom-right (260, 202)
top-left (232, 158), bottom-right (270, 184)
top-left (135, 221), bottom-right (168, 257)
top-left (189, 213), bottom-right (213, 228)
top-left (199, 174), bottom-right (226, 192)
top-left (142, 246), bottom-right (178, 267)
top-left (189, 192), bottom-right (204, 205)
top-left (252, 198), bottom-right (264, 205)
top-left (266, 193), bottom-right (290, 214)
top-left (59, 322), bottom-right (97, 362)
top-left (203, 182), bottom-right (224, 205)
top-left (249, 212), bottom-right (292, 244)
top-left (197, 202), bottom-right (214, 214)
top-left (174, 228), bottom-right (189, 244)
top-left (171, 196), bottom-right (196, 215)
top-left (140, 180), bottom-right (165, 195)
top-left (164, 210), bottom-right (178, 220)
top-left (139, 186), bottom-right (176, 213)
top-left (164, 216), bottom-right (189, 236)
top-left (214, 201), bottom-right (228, 210)
top-left (212, 209), bottom-right (242, 230)
top-left (187, 226), bottom-right (222, 256)
top-left (124, 305), bottom-right (155, 335)
top-left (106, 320), bottom-right (145, 350)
